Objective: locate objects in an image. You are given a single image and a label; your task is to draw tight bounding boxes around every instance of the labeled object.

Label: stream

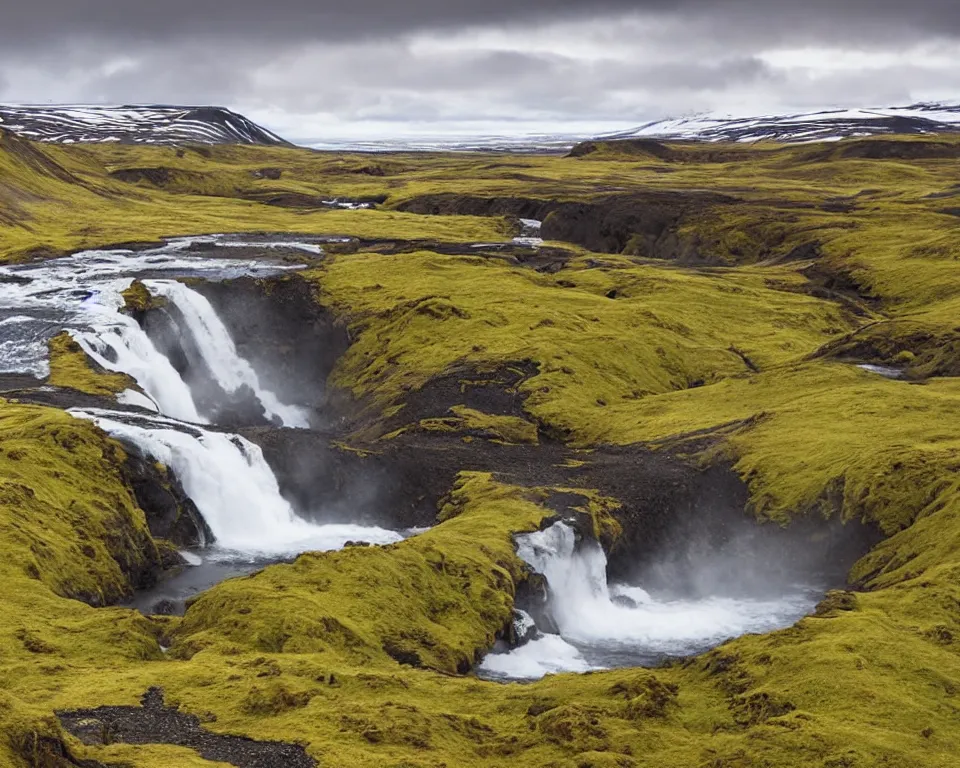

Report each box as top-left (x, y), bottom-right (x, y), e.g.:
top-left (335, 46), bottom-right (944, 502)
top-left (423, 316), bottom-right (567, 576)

top-left (0, 235), bottom-right (406, 613)
top-left (1, 234), bottom-right (844, 674)
top-left (478, 522), bottom-right (828, 681)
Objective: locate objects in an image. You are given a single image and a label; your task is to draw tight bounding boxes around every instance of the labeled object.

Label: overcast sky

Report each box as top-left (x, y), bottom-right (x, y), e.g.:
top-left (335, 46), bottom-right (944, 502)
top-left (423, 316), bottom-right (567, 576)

top-left (2, 0), bottom-right (959, 141)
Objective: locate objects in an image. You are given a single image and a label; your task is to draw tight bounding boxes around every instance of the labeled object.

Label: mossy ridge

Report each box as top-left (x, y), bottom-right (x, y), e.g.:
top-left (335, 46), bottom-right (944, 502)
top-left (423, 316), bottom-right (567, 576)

top-left (308, 245), bottom-right (960, 550)
top-left (3, 133), bottom-right (960, 765)
top-left (577, 361), bottom-right (960, 541)
top-left (0, 401), bottom-right (170, 603)
top-left (0, 132), bottom-right (512, 263)
top-left (172, 473), bottom-right (556, 673)
top-left (312, 250), bottom-right (852, 440)
top-left (0, 412), bottom-right (956, 767)
top-left (0, 401), bottom-right (171, 765)
top-left (46, 332), bottom-right (136, 397)
top-left (417, 406), bottom-right (539, 445)
top-left (7, 130), bottom-right (960, 345)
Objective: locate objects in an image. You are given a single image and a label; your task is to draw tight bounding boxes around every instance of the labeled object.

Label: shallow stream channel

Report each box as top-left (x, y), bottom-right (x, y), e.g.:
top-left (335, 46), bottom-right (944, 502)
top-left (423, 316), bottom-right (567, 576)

top-left (0, 235), bottom-right (411, 610)
top-left (0, 233), bottom-right (867, 682)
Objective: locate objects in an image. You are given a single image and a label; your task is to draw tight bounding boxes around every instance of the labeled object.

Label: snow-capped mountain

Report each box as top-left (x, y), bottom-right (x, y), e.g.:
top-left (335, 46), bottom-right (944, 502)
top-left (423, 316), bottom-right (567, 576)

top-left (604, 104), bottom-right (960, 144)
top-left (4, 102), bottom-right (960, 151)
top-left (0, 105), bottom-right (289, 146)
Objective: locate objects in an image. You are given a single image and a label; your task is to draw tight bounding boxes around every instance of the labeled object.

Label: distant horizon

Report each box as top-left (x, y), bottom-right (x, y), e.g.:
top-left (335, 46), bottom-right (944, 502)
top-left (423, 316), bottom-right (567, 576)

top-left (5, 99), bottom-right (960, 146)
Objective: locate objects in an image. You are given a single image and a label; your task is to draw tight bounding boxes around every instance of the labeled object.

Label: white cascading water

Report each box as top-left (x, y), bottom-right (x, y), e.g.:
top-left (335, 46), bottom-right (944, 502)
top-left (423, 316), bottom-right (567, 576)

top-left (73, 302), bottom-right (205, 423)
top-left (512, 218), bottom-right (544, 247)
top-left (72, 409), bottom-right (402, 557)
top-left (479, 522), bottom-right (819, 681)
top-left (0, 237), bottom-right (408, 565)
top-left (71, 277), bottom-right (307, 428)
top-left (145, 280), bottom-right (310, 428)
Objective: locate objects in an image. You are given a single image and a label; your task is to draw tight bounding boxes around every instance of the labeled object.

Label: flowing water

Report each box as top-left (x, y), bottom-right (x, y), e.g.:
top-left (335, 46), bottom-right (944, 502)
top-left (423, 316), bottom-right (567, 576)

top-left (478, 523), bottom-right (824, 681)
top-left (0, 235), bottom-right (319, 379)
top-left (2, 234), bottom-right (831, 669)
top-left (0, 236), bottom-right (410, 612)
top-left (513, 218), bottom-right (544, 247)
top-left (470, 218), bottom-right (544, 250)
top-left (70, 408), bottom-right (402, 557)
top-left (857, 363), bottom-right (906, 380)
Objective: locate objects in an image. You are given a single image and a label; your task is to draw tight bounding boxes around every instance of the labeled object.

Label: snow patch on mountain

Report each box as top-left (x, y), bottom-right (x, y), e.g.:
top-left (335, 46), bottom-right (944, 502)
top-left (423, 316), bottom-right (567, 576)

top-left (0, 104), bottom-right (289, 146)
top-left (4, 102), bottom-right (960, 150)
top-left (606, 104), bottom-right (960, 143)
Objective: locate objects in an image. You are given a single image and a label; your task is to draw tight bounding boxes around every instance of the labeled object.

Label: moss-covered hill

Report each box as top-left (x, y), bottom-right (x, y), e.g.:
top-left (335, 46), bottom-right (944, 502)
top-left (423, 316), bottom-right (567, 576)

top-left (1, 131), bottom-right (960, 767)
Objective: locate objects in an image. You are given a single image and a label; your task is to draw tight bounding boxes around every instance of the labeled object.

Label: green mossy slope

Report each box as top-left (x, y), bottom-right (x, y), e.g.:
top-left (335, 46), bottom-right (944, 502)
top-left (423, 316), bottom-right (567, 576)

top-left (313, 252), bottom-right (852, 439)
top-left (0, 406), bottom-right (957, 767)
top-left (46, 333), bottom-right (136, 396)
top-left (1, 133), bottom-right (960, 766)
top-left (0, 403), bottom-right (167, 765)
top-left (0, 129), bottom-right (511, 262)
top-left (172, 473), bottom-right (554, 673)
top-left (0, 463), bottom-right (952, 768)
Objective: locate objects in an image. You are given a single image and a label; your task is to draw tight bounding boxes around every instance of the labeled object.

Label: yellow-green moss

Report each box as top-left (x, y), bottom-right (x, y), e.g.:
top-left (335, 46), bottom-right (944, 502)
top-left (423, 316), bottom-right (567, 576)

top-left (0, 402), bottom-right (168, 764)
top-left (0, 402), bottom-right (162, 602)
top-left (3, 133), bottom-right (960, 766)
top-left (0, 132), bottom-right (512, 263)
top-left (46, 333), bottom-right (135, 396)
top-left (312, 251), bottom-right (852, 440)
top-left (173, 473), bottom-right (561, 672)
top-left (121, 279), bottom-right (167, 314)
top-left (419, 406), bottom-right (539, 444)
top-left (0, 404), bottom-right (957, 767)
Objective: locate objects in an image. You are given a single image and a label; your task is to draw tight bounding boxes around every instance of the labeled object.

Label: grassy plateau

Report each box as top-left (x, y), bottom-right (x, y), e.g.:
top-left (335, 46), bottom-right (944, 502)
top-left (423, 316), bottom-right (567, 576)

top-left (0, 128), bottom-right (959, 766)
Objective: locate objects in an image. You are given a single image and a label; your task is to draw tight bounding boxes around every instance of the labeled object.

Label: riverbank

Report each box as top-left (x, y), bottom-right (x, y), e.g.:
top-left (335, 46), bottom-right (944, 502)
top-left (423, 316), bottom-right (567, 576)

top-left (1, 131), bottom-right (959, 766)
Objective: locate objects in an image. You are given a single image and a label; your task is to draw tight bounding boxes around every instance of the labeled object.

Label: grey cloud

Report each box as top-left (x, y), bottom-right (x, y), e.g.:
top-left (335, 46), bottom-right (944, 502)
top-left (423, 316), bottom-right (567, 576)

top-left (605, 57), bottom-right (778, 92)
top-left (3, 0), bottom-right (960, 47)
top-left (88, 53), bottom-right (253, 105)
top-left (1, 0), bottom-right (959, 134)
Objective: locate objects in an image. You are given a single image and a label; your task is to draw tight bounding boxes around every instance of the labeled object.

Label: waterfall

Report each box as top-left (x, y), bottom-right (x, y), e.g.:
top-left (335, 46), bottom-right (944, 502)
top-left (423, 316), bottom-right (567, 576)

top-left (73, 307), bottom-right (204, 423)
top-left (69, 277), bottom-right (308, 428)
top-left (513, 218), bottom-right (544, 247)
top-left (516, 522), bottom-right (619, 634)
top-left (68, 273), bottom-right (380, 561)
top-left (2, 239), bottom-right (403, 569)
top-left (145, 280), bottom-right (309, 428)
top-left (479, 522), bottom-right (820, 680)
top-left (72, 409), bottom-right (403, 557)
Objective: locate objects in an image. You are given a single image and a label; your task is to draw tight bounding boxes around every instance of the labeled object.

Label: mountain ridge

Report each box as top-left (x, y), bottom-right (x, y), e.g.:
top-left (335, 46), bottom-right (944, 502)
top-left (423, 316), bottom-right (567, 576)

top-left (5, 101), bottom-right (960, 151)
top-left (0, 104), bottom-right (290, 146)
top-left (606, 103), bottom-right (960, 143)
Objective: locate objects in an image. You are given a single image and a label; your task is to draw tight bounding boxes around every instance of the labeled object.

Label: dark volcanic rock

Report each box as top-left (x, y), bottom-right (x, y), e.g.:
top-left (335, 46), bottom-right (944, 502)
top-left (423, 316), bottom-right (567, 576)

top-left (194, 274), bottom-right (350, 425)
top-left (122, 449), bottom-right (212, 548)
top-left (396, 191), bottom-right (735, 260)
top-left (395, 193), bottom-right (553, 220)
top-left (539, 192), bottom-right (732, 258)
top-left (10, 732), bottom-right (107, 768)
top-left (58, 688), bottom-right (316, 768)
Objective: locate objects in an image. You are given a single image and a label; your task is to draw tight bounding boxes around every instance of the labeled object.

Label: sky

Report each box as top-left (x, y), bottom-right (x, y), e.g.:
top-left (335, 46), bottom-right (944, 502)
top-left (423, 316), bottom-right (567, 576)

top-left (2, 0), bottom-right (960, 142)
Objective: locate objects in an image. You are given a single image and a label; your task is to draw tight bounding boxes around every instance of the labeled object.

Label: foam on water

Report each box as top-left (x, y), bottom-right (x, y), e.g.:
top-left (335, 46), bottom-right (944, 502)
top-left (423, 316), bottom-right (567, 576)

top-left (74, 302), bottom-right (205, 422)
top-left (179, 551), bottom-right (204, 567)
top-left (479, 634), bottom-right (596, 680)
top-left (0, 237), bottom-right (302, 385)
top-left (513, 217), bottom-right (544, 247)
top-left (72, 409), bottom-right (403, 558)
top-left (116, 389), bottom-right (160, 412)
top-left (479, 523), bottom-right (822, 681)
top-left (858, 363), bottom-right (906, 380)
